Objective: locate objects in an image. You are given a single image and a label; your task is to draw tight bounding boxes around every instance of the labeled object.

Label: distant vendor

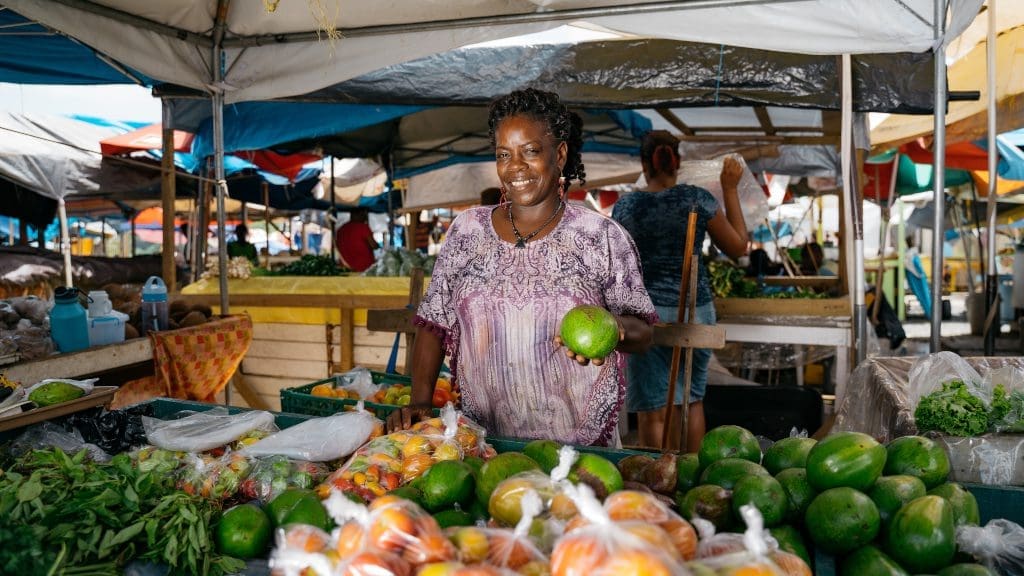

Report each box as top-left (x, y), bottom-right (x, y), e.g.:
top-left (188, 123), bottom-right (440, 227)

top-left (227, 224), bottom-right (259, 266)
top-left (336, 208), bottom-right (378, 272)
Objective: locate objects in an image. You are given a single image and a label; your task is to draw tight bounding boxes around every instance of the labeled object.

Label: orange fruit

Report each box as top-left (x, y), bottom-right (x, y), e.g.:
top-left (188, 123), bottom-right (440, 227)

top-left (660, 518), bottom-right (698, 561)
top-left (334, 522), bottom-right (366, 558)
top-left (562, 514), bottom-right (590, 533)
top-left (368, 507), bottom-right (417, 553)
top-left (435, 379), bottom-right (452, 392)
top-left (311, 383), bottom-right (335, 397)
top-left (486, 532), bottom-right (536, 569)
top-left (604, 490), bottom-right (669, 523)
top-left (724, 564), bottom-right (780, 576)
top-left (282, 524), bottom-right (330, 554)
top-left (550, 534), bottom-right (609, 576)
top-left (600, 549), bottom-right (675, 576)
top-left (770, 551), bottom-right (813, 576)
top-left (549, 492), bottom-right (578, 521)
top-left (449, 526), bottom-right (490, 564)
top-left (619, 523), bottom-right (681, 561)
top-left (342, 551), bottom-right (412, 576)
top-left (403, 531), bottom-right (457, 564)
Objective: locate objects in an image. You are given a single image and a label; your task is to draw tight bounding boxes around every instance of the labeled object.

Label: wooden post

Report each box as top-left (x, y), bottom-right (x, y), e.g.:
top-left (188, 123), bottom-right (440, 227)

top-left (405, 268), bottom-right (424, 375)
top-left (340, 308), bottom-right (354, 372)
top-left (663, 209), bottom-right (698, 452)
top-left (263, 183), bottom-right (271, 269)
top-left (161, 100), bottom-right (177, 291)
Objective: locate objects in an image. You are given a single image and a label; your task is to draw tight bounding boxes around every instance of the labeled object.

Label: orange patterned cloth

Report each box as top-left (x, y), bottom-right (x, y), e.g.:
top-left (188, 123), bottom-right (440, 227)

top-left (108, 314), bottom-right (253, 407)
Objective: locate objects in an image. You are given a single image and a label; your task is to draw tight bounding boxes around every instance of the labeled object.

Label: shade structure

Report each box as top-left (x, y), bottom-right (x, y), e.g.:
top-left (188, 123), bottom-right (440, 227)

top-left (99, 123), bottom-right (194, 156)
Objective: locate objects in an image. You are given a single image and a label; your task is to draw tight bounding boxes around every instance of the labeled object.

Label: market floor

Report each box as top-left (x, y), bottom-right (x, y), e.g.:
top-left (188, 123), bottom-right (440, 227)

top-left (901, 292), bottom-right (1023, 357)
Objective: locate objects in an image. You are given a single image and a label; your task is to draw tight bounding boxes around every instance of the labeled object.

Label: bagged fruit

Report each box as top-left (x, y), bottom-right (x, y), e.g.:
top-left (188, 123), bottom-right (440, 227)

top-left (322, 404), bottom-right (493, 501)
top-left (270, 524), bottom-right (336, 576)
top-left (241, 404), bottom-right (383, 461)
top-left (447, 490), bottom-right (549, 575)
top-left (143, 407), bottom-right (278, 453)
top-left (129, 445), bottom-right (185, 475)
top-left (550, 484), bottom-right (688, 576)
top-left (685, 506), bottom-right (809, 576)
top-left (956, 519), bottom-right (1024, 575)
top-left (490, 446), bottom-right (579, 529)
top-left (239, 455), bottom-right (330, 503)
top-left (176, 450), bottom-right (252, 499)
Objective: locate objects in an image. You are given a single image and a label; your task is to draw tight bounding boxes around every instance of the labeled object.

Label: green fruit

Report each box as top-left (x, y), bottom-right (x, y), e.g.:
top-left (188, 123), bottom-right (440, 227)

top-left (388, 485), bottom-right (424, 505)
top-left (763, 437), bottom-right (817, 475)
top-left (559, 305), bottom-right (619, 359)
top-left (885, 436), bottom-right (951, 489)
top-left (732, 474), bottom-right (788, 527)
top-left (419, 460), bottom-right (476, 512)
top-left (280, 495), bottom-right (331, 531)
top-left (463, 456), bottom-right (485, 478)
top-left (28, 381), bottom-right (85, 407)
top-left (216, 503), bottom-right (272, 559)
top-left (805, 487), bottom-right (880, 555)
top-left (769, 525), bottom-right (812, 567)
top-left (467, 498), bottom-right (488, 521)
top-left (806, 431), bottom-right (887, 492)
top-left (927, 483), bottom-right (980, 527)
top-left (676, 452), bottom-right (702, 492)
top-left (937, 564), bottom-right (996, 576)
top-left (840, 545), bottom-right (910, 576)
top-left (522, 440), bottom-right (562, 474)
top-left (774, 468), bottom-right (816, 524)
top-left (476, 452), bottom-right (540, 506)
top-left (677, 484), bottom-right (733, 531)
top-left (266, 488), bottom-right (317, 527)
top-left (885, 495), bottom-right (956, 574)
top-left (569, 453), bottom-right (624, 499)
top-left (699, 425), bottom-right (762, 468)
top-left (868, 475), bottom-right (927, 529)
top-left (433, 508), bottom-right (477, 529)
top-left (700, 457), bottom-right (769, 490)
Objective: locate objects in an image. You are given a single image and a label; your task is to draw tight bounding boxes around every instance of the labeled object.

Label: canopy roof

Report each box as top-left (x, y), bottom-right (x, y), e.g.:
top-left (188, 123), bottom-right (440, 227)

top-left (3, 0), bottom-right (983, 104)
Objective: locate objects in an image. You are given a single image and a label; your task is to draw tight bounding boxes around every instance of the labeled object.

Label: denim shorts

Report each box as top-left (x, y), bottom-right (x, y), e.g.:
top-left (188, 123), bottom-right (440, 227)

top-left (626, 303), bottom-right (716, 411)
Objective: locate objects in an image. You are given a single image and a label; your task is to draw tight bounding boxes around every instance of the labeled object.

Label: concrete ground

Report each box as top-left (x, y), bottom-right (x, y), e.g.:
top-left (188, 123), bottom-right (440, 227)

top-left (900, 292), bottom-right (1022, 357)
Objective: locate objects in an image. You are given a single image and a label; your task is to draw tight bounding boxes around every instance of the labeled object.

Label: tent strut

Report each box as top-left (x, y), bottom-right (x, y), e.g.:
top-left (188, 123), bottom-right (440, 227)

top-left (929, 0), bottom-right (947, 351)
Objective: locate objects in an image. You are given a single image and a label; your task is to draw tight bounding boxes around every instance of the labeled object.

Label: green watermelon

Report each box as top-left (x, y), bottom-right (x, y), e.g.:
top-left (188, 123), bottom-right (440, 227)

top-left (763, 437), bottom-right (817, 475)
top-left (677, 484), bottom-right (733, 531)
top-left (731, 475), bottom-right (788, 527)
top-left (775, 468), bottom-right (817, 525)
top-left (840, 545), bottom-right (910, 576)
top-left (885, 495), bottom-right (956, 574)
top-left (806, 431), bottom-right (887, 492)
top-left (805, 487), bottom-right (880, 555)
top-left (699, 457), bottom-right (769, 490)
top-left (937, 564), bottom-right (996, 576)
top-left (698, 425), bottom-right (761, 468)
top-left (928, 483), bottom-right (980, 527)
top-left (769, 525), bottom-right (812, 568)
top-left (884, 436), bottom-right (951, 489)
top-left (868, 475), bottom-right (927, 529)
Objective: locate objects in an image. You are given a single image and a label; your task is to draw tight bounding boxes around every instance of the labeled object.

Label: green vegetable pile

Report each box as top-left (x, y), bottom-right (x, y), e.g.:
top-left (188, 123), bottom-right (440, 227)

top-left (990, 387), bottom-right (1024, 433)
top-left (0, 448), bottom-right (245, 576)
top-left (914, 380), bottom-right (1012, 437)
top-left (707, 260), bottom-right (827, 299)
top-left (364, 248), bottom-right (436, 277)
top-left (270, 254), bottom-right (349, 277)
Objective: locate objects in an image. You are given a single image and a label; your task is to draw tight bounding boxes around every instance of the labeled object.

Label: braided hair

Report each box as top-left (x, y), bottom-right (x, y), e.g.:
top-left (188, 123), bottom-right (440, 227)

top-left (488, 88), bottom-right (586, 186)
top-left (640, 130), bottom-right (680, 179)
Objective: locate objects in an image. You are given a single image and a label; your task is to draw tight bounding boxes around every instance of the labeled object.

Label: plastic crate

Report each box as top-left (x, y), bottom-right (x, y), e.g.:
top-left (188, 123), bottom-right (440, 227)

top-left (280, 371), bottom-right (412, 418)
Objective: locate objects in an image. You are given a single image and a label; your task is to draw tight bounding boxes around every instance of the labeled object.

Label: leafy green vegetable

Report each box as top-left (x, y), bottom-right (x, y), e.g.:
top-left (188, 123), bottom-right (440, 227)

top-left (914, 380), bottom-right (991, 437)
top-left (271, 254), bottom-right (348, 276)
top-left (990, 388), bottom-right (1024, 433)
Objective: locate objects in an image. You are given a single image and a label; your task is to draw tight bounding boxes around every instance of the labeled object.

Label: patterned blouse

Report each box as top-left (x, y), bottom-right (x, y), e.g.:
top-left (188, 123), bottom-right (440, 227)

top-left (612, 185), bottom-right (720, 307)
top-left (414, 204), bottom-right (657, 446)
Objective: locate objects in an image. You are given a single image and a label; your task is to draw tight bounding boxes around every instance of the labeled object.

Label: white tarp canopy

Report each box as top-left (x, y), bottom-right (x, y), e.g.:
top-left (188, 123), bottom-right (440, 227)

top-left (3, 0), bottom-right (983, 104)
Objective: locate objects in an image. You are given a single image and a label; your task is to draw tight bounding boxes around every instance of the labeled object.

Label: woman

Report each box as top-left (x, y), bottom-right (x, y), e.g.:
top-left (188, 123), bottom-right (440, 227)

top-left (612, 130), bottom-right (748, 452)
top-left (390, 88), bottom-right (656, 447)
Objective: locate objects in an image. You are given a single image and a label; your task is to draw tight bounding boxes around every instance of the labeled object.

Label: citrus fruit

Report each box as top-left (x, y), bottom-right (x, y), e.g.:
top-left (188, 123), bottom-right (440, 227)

top-left (868, 475), bottom-right (927, 529)
top-left (698, 425), bottom-right (762, 468)
top-left (774, 468), bottom-right (816, 524)
top-left (559, 305), bottom-right (619, 359)
top-left (569, 453), bottom-right (624, 499)
top-left (763, 437), bottom-right (817, 475)
top-left (419, 459), bottom-right (476, 512)
top-left (805, 431), bottom-right (886, 491)
top-left (699, 457), bottom-right (769, 490)
top-left (388, 485), bottom-right (424, 506)
top-left (731, 475), bottom-right (788, 527)
top-left (840, 544), bottom-right (909, 576)
top-left (884, 435), bottom-right (950, 489)
top-left (522, 439), bottom-right (562, 474)
top-left (266, 488), bottom-right (317, 527)
top-left (280, 494), bottom-right (331, 531)
top-left (805, 487), bottom-right (880, 555)
top-left (885, 495), bottom-right (956, 574)
top-left (927, 482), bottom-right (980, 527)
top-left (215, 503), bottom-right (272, 559)
top-left (475, 452), bottom-right (540, 506)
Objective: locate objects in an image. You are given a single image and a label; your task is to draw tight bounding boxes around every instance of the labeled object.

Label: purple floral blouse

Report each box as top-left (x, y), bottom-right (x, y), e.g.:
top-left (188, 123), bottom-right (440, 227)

top-left (414, 204), bottom-right (657, 446)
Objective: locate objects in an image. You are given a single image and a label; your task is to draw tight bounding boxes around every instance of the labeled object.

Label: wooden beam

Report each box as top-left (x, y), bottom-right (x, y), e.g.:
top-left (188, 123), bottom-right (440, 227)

top-left (4, 338), bottom-right (153, 385)
top-left (161, 101), bottom-right (176, 291)
top-left (685, 126), bottom-right (824, 134)
top-left (760, 276), bottom-right (842, 288)
top-left (652, 323), bottom-right (726, 350)
top-left (177, 293), bottom-right (409, 309)
top-left (340, 308), bottom-right (354, 372)
top-left (656, 108), bottom-right (695, 136)
top-left (754, 106), bottom-right (777, 136)
top-left (366, 308), bottom-right (415, 333)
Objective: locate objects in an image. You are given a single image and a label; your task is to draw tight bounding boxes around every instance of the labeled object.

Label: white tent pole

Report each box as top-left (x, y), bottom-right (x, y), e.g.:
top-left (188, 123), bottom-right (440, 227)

top-left (841, 54), bottom-right (866, 365)
top-left (212, 2), bottom-right (230, 316)
top-left (930, 0), bottom-right (948, 352)
top-left (984, 0), bottom-right (998, 354)
top-left (58, 197), bottom-right (72, 287)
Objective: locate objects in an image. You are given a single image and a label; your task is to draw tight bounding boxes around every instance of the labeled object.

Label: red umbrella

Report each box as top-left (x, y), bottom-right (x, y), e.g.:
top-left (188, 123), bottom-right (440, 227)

top-left (100, 123), bottom-right (194, 156)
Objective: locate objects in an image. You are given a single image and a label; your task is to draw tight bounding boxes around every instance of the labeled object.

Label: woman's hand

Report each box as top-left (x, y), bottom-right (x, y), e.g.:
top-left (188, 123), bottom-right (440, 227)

top-left (385, 403), bottom-right (433, 433)
top-left (720, 155), bottom-right (744, 192)
top-left (553, 315), bottom-right (625, 366)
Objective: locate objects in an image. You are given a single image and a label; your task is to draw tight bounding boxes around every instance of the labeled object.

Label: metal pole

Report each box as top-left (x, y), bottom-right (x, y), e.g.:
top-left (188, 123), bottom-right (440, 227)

top-left (930, 0), bottom-right (948, 352)
top-left (984, 0), bottom-right (999, 355)
top-left (212, 64), bottom-right (229, 315)
top-left (842, 54), bottom-right (867, 365)
top-left (57, 198), bottom-right (72, 286)
top-left (330, 157), bottom-right (337, 262)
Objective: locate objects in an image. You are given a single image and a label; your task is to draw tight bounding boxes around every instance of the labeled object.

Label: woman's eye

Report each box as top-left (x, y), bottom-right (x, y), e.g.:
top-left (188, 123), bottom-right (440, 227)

top-left (525, 148), bottom-right (539, 156)
top-left (496, 151), bottom-right (509, 159)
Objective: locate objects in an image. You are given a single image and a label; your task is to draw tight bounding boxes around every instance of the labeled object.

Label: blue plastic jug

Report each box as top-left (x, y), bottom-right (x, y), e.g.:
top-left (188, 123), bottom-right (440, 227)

top-left (141, 276), bottom-right (169, 333)
top-left (50, 286), bottom-right (89, 353)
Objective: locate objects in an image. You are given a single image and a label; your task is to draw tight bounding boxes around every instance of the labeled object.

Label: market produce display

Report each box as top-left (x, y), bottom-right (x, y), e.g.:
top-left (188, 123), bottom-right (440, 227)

top-left (707, 260), bottom-right (827, 299)
top-left (363, 248), bottom-right (437, 277)
top-left (265, 254), bottom-right (350, 277)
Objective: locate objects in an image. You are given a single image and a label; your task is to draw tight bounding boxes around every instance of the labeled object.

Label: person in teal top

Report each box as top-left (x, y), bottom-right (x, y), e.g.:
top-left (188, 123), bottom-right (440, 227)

top-left (612, 130), bottom-right (749, 452)
top-left (227, 223), bottom-right (259, 266)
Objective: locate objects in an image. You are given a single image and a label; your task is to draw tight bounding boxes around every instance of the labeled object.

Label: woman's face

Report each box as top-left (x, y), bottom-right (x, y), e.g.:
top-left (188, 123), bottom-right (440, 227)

top-left (494, 114), bottom-right (567, 208)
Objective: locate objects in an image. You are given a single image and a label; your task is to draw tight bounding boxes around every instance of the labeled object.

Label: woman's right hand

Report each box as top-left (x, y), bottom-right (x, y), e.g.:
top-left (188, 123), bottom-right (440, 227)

top-left (386, 403), bottom-right (433, 433)
top-left (720, 155), bottom-right (744, 192)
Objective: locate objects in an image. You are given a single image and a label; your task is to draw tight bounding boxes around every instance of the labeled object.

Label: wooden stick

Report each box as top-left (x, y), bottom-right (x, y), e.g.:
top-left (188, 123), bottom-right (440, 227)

top-left (662, 208), bottom-right (699, 452)
top-left (679, 255), bottom-right (700, 452)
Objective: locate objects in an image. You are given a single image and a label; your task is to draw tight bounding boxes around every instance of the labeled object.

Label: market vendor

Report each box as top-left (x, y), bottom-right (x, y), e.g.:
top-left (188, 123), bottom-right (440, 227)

top-left (227, 224), bottom-right (259, 266)
top-left (389, 88), bottom-right (657, 447)
top-left (612, 131), bottom-right (748, 452)
top-left (336, 208), bottom-right (379, 272)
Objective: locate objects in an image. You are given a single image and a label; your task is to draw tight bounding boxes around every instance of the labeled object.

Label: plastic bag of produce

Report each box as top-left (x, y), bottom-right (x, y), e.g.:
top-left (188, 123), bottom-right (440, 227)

top-left (985, 365), bottom-right (1024, 433)
top-left (447, 490), bottom-right (549, 573)
top-left (176, 450), bottom-right (252, 499)
top-left (334, 366), bottom-right (378, 399)
top-left (25, 377), bottom-right (96, 396)
top-left (550, 484), bottom-right (688, 576)
top-left (143, 407), bottom-right (277, 453)
top-left (129, 445), bottom-right (185, 475)
top-left (241, 406), bottom-right (382, 462)
top-left (909, 352), bottom-right (987, 407)
top-left (321, 404), bottom-right (493, 501)
top-left (239, 455), bottom-right (330, 503)
top-left (488, 445), bottom-right (580, 529)
top-left (956, 519), bottom-right (1024, 575)
top-left (686, 506), bottom-right (809, 576)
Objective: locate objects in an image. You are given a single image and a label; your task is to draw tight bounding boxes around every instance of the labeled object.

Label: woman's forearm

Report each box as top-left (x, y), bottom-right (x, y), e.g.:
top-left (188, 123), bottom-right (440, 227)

top-left (722, 187), bottom-right (749, 246)
top-left (410, 326), bottom-right (444, 406)
top-left (616, 314), bottom-right (653, 354)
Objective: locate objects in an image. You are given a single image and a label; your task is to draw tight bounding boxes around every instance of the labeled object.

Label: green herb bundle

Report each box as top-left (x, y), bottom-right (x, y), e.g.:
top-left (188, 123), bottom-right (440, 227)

top-left (0, 448), bottom-right (245, 576)
top-left (914, 380), bottom-right (1012, 437)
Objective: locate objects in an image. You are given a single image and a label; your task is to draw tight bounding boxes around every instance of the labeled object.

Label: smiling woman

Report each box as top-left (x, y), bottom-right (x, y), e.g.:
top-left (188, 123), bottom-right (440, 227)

top-left (387, 88), bottom-right (657, 447)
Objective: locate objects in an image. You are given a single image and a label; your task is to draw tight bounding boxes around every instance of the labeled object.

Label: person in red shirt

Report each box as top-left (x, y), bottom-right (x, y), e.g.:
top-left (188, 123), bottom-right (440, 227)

top-left (336, 208), bottom-right (378, 272)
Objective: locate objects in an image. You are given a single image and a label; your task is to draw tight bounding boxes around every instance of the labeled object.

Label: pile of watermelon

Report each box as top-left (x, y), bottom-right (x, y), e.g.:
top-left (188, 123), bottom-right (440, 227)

top-left (667, 426), bottom-right (992, 575)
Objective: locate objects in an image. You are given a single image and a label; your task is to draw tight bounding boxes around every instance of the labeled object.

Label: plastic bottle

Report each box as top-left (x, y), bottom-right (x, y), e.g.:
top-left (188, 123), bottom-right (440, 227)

top-left (50, 286), bottom-right (90, 353)
top-left (87, 290), bottom-right (112, 317)
top-left (141, 276), bottom-right (169, 333)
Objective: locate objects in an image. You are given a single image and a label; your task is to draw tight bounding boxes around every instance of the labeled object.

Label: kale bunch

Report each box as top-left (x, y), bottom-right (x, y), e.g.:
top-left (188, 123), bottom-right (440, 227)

top-left (914, 379), bottom-right (991, 437)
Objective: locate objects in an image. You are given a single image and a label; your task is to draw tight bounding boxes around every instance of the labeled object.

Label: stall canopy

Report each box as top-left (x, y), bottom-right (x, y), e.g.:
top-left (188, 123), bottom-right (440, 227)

top-left (1, 1), bottom-right (983, 105)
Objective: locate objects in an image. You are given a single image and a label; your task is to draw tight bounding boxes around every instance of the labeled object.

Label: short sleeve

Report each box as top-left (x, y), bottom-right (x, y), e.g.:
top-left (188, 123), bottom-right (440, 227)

top-left (602, 220), bottom-right (659, 325)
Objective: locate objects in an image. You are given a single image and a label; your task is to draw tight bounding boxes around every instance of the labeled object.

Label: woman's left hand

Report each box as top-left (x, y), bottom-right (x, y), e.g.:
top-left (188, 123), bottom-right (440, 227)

top-left (554, 316), bottom-right (625, 366)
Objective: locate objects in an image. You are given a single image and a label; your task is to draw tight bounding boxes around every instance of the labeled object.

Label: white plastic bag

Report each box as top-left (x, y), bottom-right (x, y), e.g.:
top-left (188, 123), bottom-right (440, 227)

top-left (25, 377), bottom-right (97, 396)
top-left (241, 405), bottom-right (382, 462)
top-left (334, 366), bottom-right (378, 400)
top-left (909, 351), bottom-right (986, 407)
top-left (677, 154), bottom-right (767, 233)
top-left (143, 407), bottom-right (277, 452)
top-left (956, 519), bottom-right (1024, 575)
